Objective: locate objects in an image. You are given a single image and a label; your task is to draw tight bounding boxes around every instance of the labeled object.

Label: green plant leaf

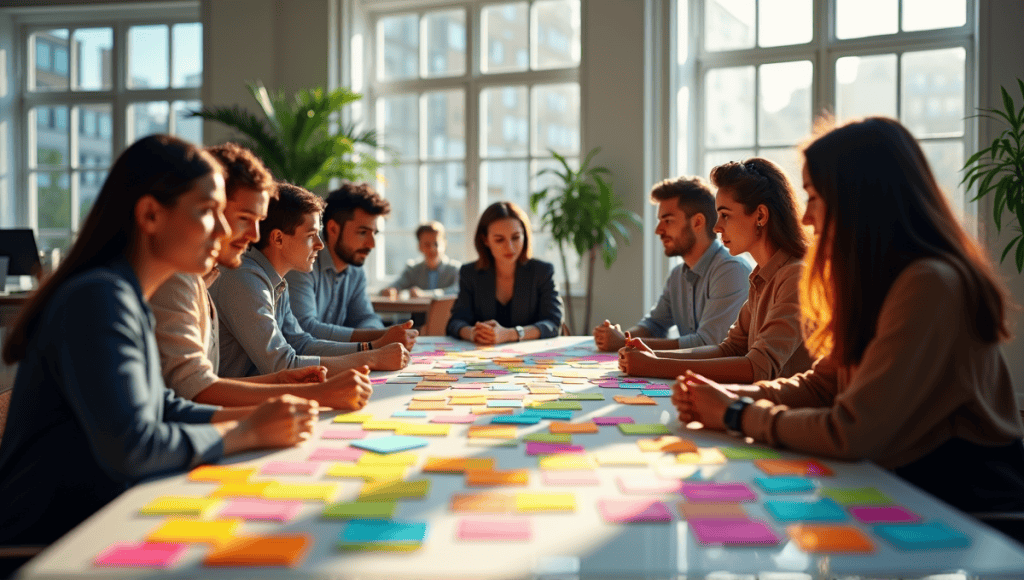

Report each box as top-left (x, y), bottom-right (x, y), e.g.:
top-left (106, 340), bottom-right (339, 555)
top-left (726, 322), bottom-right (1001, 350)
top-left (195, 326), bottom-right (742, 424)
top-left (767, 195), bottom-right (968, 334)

top-left (1001, 86), bottom-right (1018, 127)
top-left (1001, 234), bottom-right (1022, 263)
top-left (1016, 235), bottom-right (1024, 273)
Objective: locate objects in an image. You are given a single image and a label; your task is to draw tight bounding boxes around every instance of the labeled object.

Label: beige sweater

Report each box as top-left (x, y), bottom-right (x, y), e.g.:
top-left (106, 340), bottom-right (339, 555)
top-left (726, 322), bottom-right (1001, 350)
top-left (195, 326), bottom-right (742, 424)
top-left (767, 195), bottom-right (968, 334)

top-left (742, 258), bottom-right (1022, 469)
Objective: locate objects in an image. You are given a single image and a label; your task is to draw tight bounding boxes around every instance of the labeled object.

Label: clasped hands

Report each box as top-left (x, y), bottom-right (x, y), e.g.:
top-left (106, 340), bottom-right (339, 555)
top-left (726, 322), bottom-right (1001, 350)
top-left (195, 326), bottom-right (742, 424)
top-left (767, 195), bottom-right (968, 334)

top-left (469, 320), bottom-right (516, 345)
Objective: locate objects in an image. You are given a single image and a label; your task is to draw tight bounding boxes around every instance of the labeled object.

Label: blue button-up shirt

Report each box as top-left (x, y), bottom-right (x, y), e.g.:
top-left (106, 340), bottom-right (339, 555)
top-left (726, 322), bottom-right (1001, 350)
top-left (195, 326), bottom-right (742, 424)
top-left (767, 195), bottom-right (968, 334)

top-left (285, 250), bottom-right (384, 342)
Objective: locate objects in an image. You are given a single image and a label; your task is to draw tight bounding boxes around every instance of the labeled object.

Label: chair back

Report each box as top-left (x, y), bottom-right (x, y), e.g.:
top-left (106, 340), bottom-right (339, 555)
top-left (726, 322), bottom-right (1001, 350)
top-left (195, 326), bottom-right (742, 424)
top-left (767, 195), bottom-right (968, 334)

top-left (422, 296), bottom-right (457, 336)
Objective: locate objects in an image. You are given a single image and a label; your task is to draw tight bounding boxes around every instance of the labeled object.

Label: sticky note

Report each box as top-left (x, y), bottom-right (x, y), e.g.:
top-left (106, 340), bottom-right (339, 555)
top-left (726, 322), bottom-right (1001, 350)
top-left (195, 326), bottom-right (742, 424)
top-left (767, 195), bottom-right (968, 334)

top-left (321, 427), bottom-right (368, 440)
top-left (526, 442), bottom-right (585, 455)
top-left (617, 475), bottom-right (685, 494)
top-left (637, 436), bottom-right (698, 453)
top-left (522, 409), bottom-right (574, 420)
top-left (411, 393), bottom-right (448, 401)
top-left (764, 498), bottom-right (847, 522)
top-left (689, 518), bottom-right (780, 546)
top-left (787, 524), bottom-right (875, 553)
top-left (94, 542), bottom-right (188, 568)
top-left (559, 393), bottom-right (605, 401)
top-left (449, 396), bottom-right (487, 406)
top-left (450, 492), bottom-right (515, 513)
top-left (308, 447), bottom-right (364, 462)
top-left (677, 502), bottom-right (747, 520)
top-left (468, 425), bottom-right (517, 439)
top-left (719, 447), bottom-right (782, 460)
top-left (359, 479), bottom-right (431, 501)
top-left (598, 498), bottom-right (673, 523)
top-left (204, 534), bottom-right (310, 567)
top-left (550, 421), bottom-right (599, 434)
top-left (593, 416), bottom-right (634, 425)
top-left (260, 461), bottom-right (320, 476)
top-left (618, 423), bottom-right (671, 436)
top-left (528, 386), bottom-right (563, 394)
top-left (872, 522), bottom-right (971, 550)
top-left (210, 482), bottom-right (272, 498)
top-left (357, 452), bottom-right (419, 467)
top-left (394, 424), bottom-right (451, 437)
top-left (490, 414), bottom-right (543, 425)
top-left (530, 401), bottom-right (583, 410)
top-left (542, 469), bottom-right (600, 486)
top-left (332, 413), bottom-right (373, 424)
top-left (138, 496), bottom-right (220, 518)
top-left (592, 451), bottom-right (649, 466)
top-left (218, 499), bottom-right (303, 522)
top-left (324, 464), bottom-right (405, 481)
top-left (754, 458), bottom-right (834, 477)
top-left (538, 454), bottom-right (596, 470)
top-left (849, 506), bottom-right (920, 524)
top-left (465, 469), bottom-right (529, 486)
top-left (613, 395), bottom-right (658, 405)
top-left (423, 457), bottom-right (496, 473)
top-left (339, 520), bottom-right (427, 548)
top-left (408, 400), bottom-right (453, 411)
top-left (523, 433), bottom-right (572, 444)
top-left (362, 420), bottom-right (407, 431)
top-left (819, 487), bottom-right (893, 506)
top-left (430, 414), bottom-right (478, 424)
top-left (261, 482), bottom-right (339, 502)
top-left (677, 448), bottom-right (728, 464)
top-left (457, 518), bottom-right (532, 541)
top-left (188, 465), bottom-right (255, 483)
top-left (392, 410), bottom-right (428, 418)
top-left (753, 476), bottom-right (816, 494)
top-left (472, 406), bottom-right (515, 416)
top-left (467, 438), bottom-right (519, 448)
top-left (683, 482), bottom-right (757, 502)
top-left (514, 492), bottom-right (576, 512)
top-left (641, 389), bottom-right (673, 397)
top-left (350, 435), bottom-right (429, 454)
top-left (147, 518), bottom-right (240, 546)
top-left (487, 400), bottom-right (524, 408)
top-left (322, 500), bottom-right (398, 520)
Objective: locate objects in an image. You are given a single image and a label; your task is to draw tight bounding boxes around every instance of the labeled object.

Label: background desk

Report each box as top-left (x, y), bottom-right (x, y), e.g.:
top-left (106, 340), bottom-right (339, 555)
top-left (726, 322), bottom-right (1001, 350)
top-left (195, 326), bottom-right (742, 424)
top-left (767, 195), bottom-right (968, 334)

top-left (15, 337), bottom-right (1024, 579)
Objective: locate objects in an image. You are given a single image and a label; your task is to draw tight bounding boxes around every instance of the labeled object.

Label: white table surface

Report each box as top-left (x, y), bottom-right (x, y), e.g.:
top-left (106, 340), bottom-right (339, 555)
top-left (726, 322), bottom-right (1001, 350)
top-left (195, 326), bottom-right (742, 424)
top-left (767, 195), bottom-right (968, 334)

top-left (15, 337), bottom-right (1024, 579)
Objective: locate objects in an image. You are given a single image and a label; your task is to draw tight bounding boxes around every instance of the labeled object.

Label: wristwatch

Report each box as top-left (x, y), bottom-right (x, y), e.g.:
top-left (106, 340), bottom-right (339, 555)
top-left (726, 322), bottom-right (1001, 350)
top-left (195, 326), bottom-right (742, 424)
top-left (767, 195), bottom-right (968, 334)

top-left (723, 396), bottom-right (754, 435)
top-left (514, 325), bottom-right (526, 341)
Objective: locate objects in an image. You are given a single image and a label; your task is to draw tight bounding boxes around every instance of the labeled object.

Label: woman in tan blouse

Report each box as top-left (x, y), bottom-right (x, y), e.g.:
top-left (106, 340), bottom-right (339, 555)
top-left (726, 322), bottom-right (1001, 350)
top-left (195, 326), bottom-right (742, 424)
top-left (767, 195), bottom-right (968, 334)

top-left (619, 158), bottom-right (814, 383)
top-left (676, 117), bottom-right (1024, 516)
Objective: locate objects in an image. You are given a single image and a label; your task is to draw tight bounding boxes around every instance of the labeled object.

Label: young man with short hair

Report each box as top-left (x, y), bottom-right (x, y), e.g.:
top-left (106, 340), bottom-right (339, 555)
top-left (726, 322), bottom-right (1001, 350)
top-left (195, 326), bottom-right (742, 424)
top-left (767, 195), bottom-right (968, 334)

top-left (380, 221), bottom-right (461, 298)
top-left (594, 176), bottom-right (751, 351)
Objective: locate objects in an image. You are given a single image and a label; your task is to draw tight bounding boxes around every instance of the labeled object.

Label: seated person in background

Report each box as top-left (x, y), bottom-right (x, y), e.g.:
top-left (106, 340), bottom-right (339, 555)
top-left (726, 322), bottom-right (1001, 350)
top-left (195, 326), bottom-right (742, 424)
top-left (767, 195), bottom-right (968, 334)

top-left (287, 182), bottom-right (417, 350)
top-left (380, 221), bottom-right (461, 298)
top-left (594, 176), bottom-right (751, 352)
top-left (619, 158), bottom-right (815, 383)
top-left (447, 201), bottom-right (562, 345)
top-left (151, 143), bottom-right (371, 409)
top-left (0, 135), bottom-right (319, 547)
top-left (676, 117), bottom-right (1024, 518)
top-left (211, 182), bottom-right (409, 378)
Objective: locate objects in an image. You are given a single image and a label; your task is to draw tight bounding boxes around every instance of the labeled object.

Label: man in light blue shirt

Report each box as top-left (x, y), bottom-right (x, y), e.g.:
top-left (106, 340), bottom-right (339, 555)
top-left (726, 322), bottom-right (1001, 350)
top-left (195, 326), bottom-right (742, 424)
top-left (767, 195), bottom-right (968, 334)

top-left (594, 176), bottom-right (751, 351)
top-left (286, 182), bottom-right (417, 349)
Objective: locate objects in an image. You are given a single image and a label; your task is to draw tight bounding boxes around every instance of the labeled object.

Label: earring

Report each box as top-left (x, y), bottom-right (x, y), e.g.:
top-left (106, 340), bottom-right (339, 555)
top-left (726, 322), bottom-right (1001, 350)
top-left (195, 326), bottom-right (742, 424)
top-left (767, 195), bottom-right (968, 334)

top-left (756, 221), bottom-right (763, 235)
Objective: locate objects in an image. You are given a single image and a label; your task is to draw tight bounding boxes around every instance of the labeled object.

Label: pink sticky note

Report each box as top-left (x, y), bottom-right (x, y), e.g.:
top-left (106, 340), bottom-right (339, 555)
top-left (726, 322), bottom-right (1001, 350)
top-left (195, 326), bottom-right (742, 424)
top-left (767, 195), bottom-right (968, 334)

top-left (593, 380), bottom-right (620, 388)
top-left (322, 428), bottom-right (367, 440)
top-left (371, 377), bottom-right (389, 384)
top-left (94, 542), bottom-right (188, 568)
top-left (683, 482), bottom-right (757, 502)
top-left (617, 475), bottom-right (686, 495)
top-left (218, 498), bottom-right (304, 522)
top-left (542, 470), bottom-right (601, 486)
top-left (849, 506), bottom-right (920, 524)
top-left (457, 518), bottom-right (532, 541)
top-left (260, 461), bottom-right (319, 476)
top-left (689, 518), bottom-right (780, 546)
top-left (525, 442), bottom-right (586, 456)
top-left (598, 498), bottom-right (672, 523)
top-left (308, 447), bottom-right (364, 462)
top-left (594, 416), bottom-right (635, 425)
top-left (431, 414), bottom-right (478, 424)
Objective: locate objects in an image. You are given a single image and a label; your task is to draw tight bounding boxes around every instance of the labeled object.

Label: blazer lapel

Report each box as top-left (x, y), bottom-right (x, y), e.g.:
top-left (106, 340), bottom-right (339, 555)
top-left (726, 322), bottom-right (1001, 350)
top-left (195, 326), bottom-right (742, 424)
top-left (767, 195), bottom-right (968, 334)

top-left (478, 268), bottom-right (497, 321)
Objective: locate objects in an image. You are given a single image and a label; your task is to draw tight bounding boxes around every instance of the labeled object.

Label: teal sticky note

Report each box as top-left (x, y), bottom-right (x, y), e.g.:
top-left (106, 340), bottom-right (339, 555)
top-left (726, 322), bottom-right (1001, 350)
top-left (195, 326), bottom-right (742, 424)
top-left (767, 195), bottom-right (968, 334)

top-left (531, 401), bottom-right (583, 410)
top-left (641, 389), bottom-right (672, 397)
top-left (522, 409), bottom-right (574, 420)
top-left (350, 435), bottom-right (429, 454)
top-left (764, 498), bottom-right (846, 522)
top-left (487, 400), bottom-right (524, 408)
top-left (873, 522), bottom-right (971, 550)
top-left (559, 393), bottom-right (605, 401)
top-left (341, 519), bottom-right (427, 543)
top-left (618, 423), bottom-right (671, 435)
top-left (754, 476), bottom-right (815, 494)
top-left (619, 382), bottom-right (647, 389)
top-left (820, 486), bottom-right (893, 505)
top-left (391, 410), bottom-right (428, 418)
top-left (490, 414), bottom-right (542, 425)
top-left (719, 447), bottom-right (782, 460)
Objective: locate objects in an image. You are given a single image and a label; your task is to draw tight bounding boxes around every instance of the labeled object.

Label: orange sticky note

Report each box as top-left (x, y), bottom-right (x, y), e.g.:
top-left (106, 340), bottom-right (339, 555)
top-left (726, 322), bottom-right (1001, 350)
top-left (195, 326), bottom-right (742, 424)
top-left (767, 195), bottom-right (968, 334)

top-left (450, 492), bottom-right (514, 513)
top-left (471, 406), bottom-right (515, 416)
top-left (423, 457), bottom-right (496, 474)
top-left (188, 465), bottom-right (255, 483)
top-left (204, 534), bottom-right (311, 567)
top-left (787, 524), bottom-right (875, 553)
top-left (638, 436), bottom-right (698, 453)
top-left (423, 374), bottom-right (460, 381)
top-left (468, 425), bottom-right (517, 439)
top-left (614, 395), bottom-right (658, 405)
top-left (408, 400), bottom-right (454, 411)
top-left (755, 458), bottom-right (834, 477)
top-left (678, 501), bottom-right (747, 520)
top-left (465, 469), bottom-right (529, 487)
top-left (549, 421), bottom-right (599, 434)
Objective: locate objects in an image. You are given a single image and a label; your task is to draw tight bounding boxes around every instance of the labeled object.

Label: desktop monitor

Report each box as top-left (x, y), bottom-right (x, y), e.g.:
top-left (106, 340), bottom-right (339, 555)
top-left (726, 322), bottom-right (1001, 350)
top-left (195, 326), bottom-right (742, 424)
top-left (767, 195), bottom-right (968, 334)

top-left (0, 229), bottom-right (42, 277)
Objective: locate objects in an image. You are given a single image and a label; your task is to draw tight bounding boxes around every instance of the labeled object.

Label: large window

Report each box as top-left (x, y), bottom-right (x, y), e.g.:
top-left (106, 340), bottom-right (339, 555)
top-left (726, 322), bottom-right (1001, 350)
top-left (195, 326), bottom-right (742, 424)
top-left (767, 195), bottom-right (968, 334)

top-left (675, 0), bottom-right (973, 213)
top-left (17, 8), bottom-right (202, 251)
top-left (354, 0), bottom-right (581, 287)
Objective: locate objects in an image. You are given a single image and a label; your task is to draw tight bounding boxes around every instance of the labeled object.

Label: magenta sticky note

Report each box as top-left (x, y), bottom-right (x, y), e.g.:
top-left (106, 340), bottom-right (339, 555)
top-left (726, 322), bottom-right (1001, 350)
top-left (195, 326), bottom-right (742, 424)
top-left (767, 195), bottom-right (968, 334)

top-left (593, 380), bottom-right (621, 388)
top-left (218, 498), bottom-right (304, 522)
top-left (457, 518), bottom-right (532, 541)
top-left (617, 475), bottom-right (685, 495)
top-left (260, 461), bottom-right (319, 476)
top-left (371, 377), bottom-right (389, 385)
top-left (322, 428), bottom-right (367, 440)
top-left (598, 498), bottom-right (672, 523)
top-left (542, 470), bottom-right (600, 486)
top-left (689, 518), bottom-right (780, 546)
top-left (94, 542), bottom-right (188, 568)
top-left (308, 446), bottom-right (364, 462)
top-left (431, 414), bottom-right (478, 424)
top-left (525, 442), bottom-right (586, 456)
top-left (593, 416), bottom-right (635, 426)
top-left (849, 505), bottom-right (920, 524)
top-left (683, 482), bottom-right (757, 502)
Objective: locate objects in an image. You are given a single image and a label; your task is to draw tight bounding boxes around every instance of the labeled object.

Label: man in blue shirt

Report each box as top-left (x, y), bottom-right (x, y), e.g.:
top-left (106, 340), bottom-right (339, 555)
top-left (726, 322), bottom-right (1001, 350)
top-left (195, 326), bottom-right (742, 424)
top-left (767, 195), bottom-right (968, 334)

top-left (593, 176), bottom-right (751, 351)
top-left (286, 182), bottom-right (417, 349)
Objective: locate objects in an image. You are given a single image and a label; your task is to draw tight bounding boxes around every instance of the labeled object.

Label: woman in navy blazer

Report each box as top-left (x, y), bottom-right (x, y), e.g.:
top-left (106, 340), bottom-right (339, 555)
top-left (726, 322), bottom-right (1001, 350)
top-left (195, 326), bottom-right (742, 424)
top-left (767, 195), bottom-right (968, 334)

top-left (447, 201), bottom-right (563, 344)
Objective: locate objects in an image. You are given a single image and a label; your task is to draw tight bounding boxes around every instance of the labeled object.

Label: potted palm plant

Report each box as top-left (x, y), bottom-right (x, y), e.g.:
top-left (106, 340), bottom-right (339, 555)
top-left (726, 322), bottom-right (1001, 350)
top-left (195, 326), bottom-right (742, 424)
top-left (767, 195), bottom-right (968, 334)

top-left (190, 81), bottom-right (383, 190)
top-left (530, 147), bottom-right (642, 334)
top-left (962, 79), bottom-right (1024, 272)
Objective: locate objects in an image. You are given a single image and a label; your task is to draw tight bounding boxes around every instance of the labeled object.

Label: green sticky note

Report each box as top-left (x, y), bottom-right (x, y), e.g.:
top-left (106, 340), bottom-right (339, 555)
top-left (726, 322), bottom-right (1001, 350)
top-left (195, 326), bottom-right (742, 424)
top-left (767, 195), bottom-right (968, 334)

top-left (820, 486), bottom-right (894, 505)
top-left (322, 500), bottom-right (398, 520)
top-left (618, 423), bottom-right (671, 435)
top-left (559, 393), bottom-right (605, 401)
top-left (531, 401), bottom-right (583, 410)
top-left (719, 447), bottom-right (783, 460)
top-left (523, 433), bottom-right (573, 444)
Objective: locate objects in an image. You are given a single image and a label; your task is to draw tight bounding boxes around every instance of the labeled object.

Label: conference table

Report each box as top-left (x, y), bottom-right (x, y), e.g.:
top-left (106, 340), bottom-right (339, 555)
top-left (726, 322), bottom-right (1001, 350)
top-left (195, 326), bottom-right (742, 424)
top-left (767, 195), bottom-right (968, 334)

top-left (15, 337), bottom-right (1024, 579)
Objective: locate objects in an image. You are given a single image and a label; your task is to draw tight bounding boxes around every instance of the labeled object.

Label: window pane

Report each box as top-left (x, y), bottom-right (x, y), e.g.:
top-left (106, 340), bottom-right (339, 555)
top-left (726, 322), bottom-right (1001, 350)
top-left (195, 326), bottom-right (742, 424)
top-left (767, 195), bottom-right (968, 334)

top-left (705, 0), bottom-right (754, 51)
top-left (127, 101), bottom-right (170, 141)
top-left (903, 0), bottom-right (966, 31)
top-left (758, 61), bottom-right (812, 146)
top-left (901, 48), bottom-right (965, 138)
top-left (481, 86), bottom-right (528, 157)
top-left (444, 232), bottom-right (467, 264)
top-left (173, 101), bottom-right (203, 144)
top-left (425, 89), bottom-right (465, 159)
top-left (172, 23), bottom-right (202, 88)
top-left (384, 231), bottom-right (419, 277)
top-left (77, 104), bottom-right (112, 169)
top-left (34, 171), bottom-right (71, 230)
top-left (919, 140), bottom-right (964, 211)
top-left (379, 164), bottom-right (419, 230)
top-left (33, 106), bottom-right (69, 168)
top-left (758, 0), bottom-right (812, 47)
top-left (73, 28), bottom-right (113, 91)
top-left (703, 149), bottom-right (753, 179)
top-left (32, 30), bottom-right (69, 91)
top-left (758, 147), bottom-right (804, 195)
top-left (836, 0), bottom-right (897, 39)
top-left (128, 25), bottom-right (169, 89)
top-left (481, 160), bottom-right (529, 210)
top-left (533, 83), bottom-right (580, 156)
top-left (379, 14), bottom-right (418, 80)
top-left (835, 54), bottom-right (897, 121)
top-left (705, 66), bottom-right (754, 148)
top-left (533, 0), bottom-right (580, 70)
top-left (482, 3), bottom-right (528, 73)
top-left (77, 169), bottom-right (106, 223)
top-left (378, 95), bottom-right (419, 160)
top-left (425, 162), bottom-right (465, 230)
top-left (423, 9), bottom-right (465, 78)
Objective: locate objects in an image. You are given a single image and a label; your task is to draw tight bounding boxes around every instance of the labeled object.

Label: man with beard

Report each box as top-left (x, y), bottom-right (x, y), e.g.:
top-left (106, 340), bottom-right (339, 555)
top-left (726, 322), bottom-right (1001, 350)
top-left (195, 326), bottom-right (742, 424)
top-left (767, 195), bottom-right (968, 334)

top-left (593, 176), bottom-right (750, 351)
top-left (286, 182), bottom-right (417, 350)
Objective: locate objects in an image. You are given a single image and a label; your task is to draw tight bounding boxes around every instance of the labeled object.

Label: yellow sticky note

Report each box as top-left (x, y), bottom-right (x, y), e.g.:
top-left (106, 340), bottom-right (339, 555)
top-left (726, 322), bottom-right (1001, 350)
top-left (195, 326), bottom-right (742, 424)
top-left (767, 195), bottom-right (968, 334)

top-left (528, 386), bottom-right (562, 394)
top-left (362, 420), bottom-right (406, 431)
top-left (147, 518), bottom-right (240, 545)
top-left (677, 448), bottom-right (728, 464)
top-left (324, 464), bottom-right (406, 481)
top-left (210, 482), bottom-right (273, 498)
top-left (394, 424), bottom-right (451, 437)
top-left (139, 496), bottom-right (221, 518)
top-left (358, 479), bottom-right (431, 501)
top-left (515, 492), bottom-right (576, 512)
top-left (637, 436), bottom-right (698, 453)
top-left (188, 465), bottom-right (255, 483)
top-left (261, 482), bottom-right (338, 502)
top-left (416, 381), bottom-right (454, 388)
top-left (408, 400), bottom-right (454, 411)
top-left (332, 413), bottom-right (373, 424)
top-left (448, 397), bottom-right (487, 406)
top-left (538, 454), bottom-right (596, 470)
top-left (423, 457), bottom-right (496, 474)
top-left (593, 451), bottom-right (649, 466)
top-left (468, 425), bottom-right (517, 439)
top-left (357, 452), bottom-right (419, 467)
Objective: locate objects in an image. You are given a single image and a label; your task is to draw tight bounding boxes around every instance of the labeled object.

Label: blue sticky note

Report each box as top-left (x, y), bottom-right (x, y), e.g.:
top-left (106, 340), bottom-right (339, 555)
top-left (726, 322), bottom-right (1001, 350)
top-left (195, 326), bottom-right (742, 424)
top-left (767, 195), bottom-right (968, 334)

top-left (391, 410), bottom-right (428, 418)
top-left (342, 519), bottom-right (428, 543)
top-left (487, 400), bottom-right (524, 408)
top-left (490, 414), bottom-right (542, 425)
top-left (619, 382), bottom-right (647, 389)
top-left (522, 409), bottom-right (574, 420)
top-left (873, 522), bottom-right (971, 550)
top-left (764, 498), bottom-right (846, 522)
top-left (754, 476), bottom-right (815, 494)
top-left (350, 435), bottom-right (429, 454)
top-left (641, 389), bottom-right (672, 397)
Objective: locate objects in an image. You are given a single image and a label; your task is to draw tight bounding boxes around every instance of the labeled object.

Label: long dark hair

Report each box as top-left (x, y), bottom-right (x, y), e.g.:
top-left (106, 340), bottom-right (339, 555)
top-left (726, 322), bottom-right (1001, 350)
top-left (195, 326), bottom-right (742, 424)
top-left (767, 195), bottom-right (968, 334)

top-left (474, 201), bottom-right (533, 270)
top-left (800, 117), bottom-right (1009, 366)
top-left (3, 135), bottom-right (222, 364)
